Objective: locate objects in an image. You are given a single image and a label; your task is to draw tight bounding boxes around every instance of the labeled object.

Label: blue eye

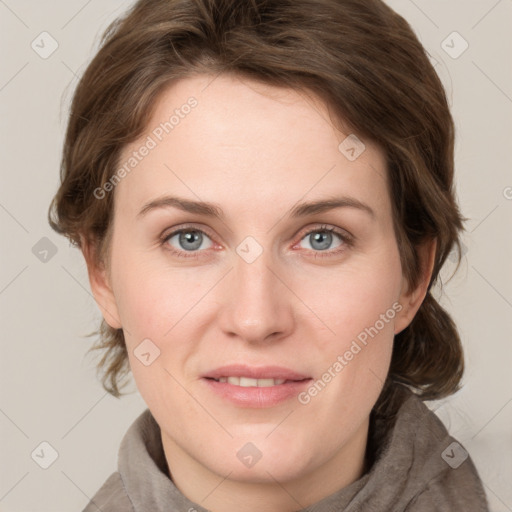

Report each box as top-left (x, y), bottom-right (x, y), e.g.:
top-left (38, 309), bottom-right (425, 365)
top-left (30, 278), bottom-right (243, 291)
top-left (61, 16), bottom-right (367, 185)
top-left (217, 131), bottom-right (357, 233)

top-left (161, 224), bottom-right (353, 259)
top-left (299, 227), bottom-right (345, 252)
top-left (163, 229), bottom-right (214, 256)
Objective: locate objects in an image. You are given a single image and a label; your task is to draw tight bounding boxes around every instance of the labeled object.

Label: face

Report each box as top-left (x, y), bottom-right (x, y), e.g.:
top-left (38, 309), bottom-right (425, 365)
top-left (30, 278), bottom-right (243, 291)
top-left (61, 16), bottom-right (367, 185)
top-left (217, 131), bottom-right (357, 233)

top-left (87, 73), bottom-right (429, 501)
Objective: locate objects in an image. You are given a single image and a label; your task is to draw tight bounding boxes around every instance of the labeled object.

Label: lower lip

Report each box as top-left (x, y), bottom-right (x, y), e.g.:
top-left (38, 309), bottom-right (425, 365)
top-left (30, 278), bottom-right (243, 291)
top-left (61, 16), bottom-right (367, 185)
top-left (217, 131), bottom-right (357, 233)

top-left (202, 378), bottom-right (313, 408)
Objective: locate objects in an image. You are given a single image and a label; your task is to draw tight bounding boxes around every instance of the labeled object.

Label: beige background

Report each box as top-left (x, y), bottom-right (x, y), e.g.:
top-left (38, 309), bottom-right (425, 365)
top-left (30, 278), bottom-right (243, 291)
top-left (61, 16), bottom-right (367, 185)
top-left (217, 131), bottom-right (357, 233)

top-left (0, 0), bottom-right (511, 510)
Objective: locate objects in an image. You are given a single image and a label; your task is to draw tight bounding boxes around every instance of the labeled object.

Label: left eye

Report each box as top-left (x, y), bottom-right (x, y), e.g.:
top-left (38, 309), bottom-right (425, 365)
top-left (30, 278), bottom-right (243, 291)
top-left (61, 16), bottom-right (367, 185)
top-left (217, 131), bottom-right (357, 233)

top-left (297, 228), bottom-right (345, 252)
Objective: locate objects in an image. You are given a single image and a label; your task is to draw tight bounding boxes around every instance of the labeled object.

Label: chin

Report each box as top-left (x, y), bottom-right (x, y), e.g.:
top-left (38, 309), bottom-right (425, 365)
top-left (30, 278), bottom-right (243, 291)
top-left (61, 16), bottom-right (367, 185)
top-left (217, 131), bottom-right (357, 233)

top-left (203, 437), bottom-right (316, 484)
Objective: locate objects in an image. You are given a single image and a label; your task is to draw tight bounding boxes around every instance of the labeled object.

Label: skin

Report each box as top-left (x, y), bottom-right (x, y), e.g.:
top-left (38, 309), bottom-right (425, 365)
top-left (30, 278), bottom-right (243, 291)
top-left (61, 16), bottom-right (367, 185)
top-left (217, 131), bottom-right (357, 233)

top-left (83, 73), bottom-right (435, 512)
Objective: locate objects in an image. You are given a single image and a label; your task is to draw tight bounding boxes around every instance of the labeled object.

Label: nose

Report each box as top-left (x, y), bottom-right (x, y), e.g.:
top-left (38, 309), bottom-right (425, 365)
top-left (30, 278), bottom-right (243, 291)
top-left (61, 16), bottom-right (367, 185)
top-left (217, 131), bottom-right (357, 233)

top-left (217, 247), bottom-right (295, 345)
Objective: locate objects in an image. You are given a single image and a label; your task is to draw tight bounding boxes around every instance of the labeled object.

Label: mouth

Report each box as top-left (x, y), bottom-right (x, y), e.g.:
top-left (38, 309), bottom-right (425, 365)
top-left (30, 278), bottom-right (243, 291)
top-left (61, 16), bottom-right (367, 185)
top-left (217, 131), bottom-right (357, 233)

top-left (202, 364), bottom-right (311, 384)
top-left (201, 365), bottom-right (313, 407)
top-left (205, 376), bottom-right (309, 387)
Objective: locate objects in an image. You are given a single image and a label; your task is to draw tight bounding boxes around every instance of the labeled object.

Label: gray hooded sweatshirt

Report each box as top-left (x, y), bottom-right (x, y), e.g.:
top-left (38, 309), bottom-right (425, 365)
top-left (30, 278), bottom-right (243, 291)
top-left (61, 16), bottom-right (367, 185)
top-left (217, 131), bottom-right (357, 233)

top-left (82, 386), bottom-right (489, 511)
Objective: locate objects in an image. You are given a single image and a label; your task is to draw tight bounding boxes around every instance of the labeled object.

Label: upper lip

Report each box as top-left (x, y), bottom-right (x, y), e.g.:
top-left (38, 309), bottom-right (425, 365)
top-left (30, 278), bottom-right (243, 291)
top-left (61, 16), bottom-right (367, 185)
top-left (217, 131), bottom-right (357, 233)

top-left (202, 365), bottom-right (311, 381)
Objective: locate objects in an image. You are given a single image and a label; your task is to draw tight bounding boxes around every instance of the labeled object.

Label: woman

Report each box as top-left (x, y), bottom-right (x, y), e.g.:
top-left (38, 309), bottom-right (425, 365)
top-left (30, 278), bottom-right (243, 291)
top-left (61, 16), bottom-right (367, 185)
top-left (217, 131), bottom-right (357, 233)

top-left (48, 0), bottom-right (489, 510)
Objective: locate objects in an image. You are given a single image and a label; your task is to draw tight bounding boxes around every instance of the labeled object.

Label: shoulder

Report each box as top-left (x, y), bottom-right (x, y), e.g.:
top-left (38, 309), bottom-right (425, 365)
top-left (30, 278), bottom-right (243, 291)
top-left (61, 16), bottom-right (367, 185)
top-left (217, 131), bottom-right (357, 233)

top-left (398, 392), bottom-right (489, 511)
top-left (361, 386), bottom-right (490, 511)
top-left (82, 471), bottom-right (134, 512)
top-left (404, 463), bottom-right (489, 511)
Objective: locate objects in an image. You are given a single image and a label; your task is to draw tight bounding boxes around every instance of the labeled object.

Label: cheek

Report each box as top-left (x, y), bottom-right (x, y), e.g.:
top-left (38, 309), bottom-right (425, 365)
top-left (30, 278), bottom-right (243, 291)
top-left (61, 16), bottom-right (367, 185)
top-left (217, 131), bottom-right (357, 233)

top-left (116, 270), bottom-right (187, 408)
top-left (110, 249), bottom-right (199, 340)
top-left (111, 259), bottom-right (213, 401)
top-left (294, 264), bottom-right (400, 425)
top-left (290, 242), bottom-right (402, 406)
top-left (295, 250), bottom-right (402, 344)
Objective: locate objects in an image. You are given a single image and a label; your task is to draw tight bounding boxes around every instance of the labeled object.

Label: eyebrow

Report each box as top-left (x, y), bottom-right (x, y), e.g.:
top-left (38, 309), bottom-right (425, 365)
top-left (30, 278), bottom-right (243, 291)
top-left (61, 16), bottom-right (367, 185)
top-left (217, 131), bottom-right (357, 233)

top-left (137, 195), bottom-right (375, 220)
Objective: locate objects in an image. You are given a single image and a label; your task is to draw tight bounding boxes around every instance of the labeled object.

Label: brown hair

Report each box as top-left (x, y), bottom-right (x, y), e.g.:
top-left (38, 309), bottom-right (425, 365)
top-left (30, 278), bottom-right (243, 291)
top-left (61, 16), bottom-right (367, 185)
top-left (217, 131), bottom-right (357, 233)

top-left (48, 0), bottom-right (466, 409)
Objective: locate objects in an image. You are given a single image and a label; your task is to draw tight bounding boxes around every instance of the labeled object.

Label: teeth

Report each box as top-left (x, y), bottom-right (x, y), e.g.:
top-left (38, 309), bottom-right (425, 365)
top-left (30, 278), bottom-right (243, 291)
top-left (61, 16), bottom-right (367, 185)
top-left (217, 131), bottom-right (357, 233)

top-left (215, 376), bottom-right (286, 387)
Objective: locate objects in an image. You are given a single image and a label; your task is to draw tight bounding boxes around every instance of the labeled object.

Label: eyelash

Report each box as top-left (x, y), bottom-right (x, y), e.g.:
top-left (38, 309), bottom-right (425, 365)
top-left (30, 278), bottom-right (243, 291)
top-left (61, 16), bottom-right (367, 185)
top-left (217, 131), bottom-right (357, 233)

top-left (159, 224), bottom-right (354, 260)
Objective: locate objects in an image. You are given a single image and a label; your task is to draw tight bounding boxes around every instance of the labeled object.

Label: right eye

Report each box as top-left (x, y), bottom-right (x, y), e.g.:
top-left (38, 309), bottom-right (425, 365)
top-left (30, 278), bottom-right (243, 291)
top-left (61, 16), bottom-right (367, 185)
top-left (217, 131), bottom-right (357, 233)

top-left (161, 226), bottom-right (215, 258)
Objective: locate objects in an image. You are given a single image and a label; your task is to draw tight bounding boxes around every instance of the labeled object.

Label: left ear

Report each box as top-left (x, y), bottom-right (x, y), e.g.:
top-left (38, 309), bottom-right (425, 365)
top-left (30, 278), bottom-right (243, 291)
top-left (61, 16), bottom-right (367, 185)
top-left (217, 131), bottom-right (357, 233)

top-left (394, 238), bottom-right (437, 335)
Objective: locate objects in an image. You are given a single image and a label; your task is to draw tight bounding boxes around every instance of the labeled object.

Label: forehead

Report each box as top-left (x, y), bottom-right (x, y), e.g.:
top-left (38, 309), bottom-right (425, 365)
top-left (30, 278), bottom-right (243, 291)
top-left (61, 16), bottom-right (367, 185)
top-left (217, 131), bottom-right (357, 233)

top-left (114, 74), bottom-right (389, 221)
